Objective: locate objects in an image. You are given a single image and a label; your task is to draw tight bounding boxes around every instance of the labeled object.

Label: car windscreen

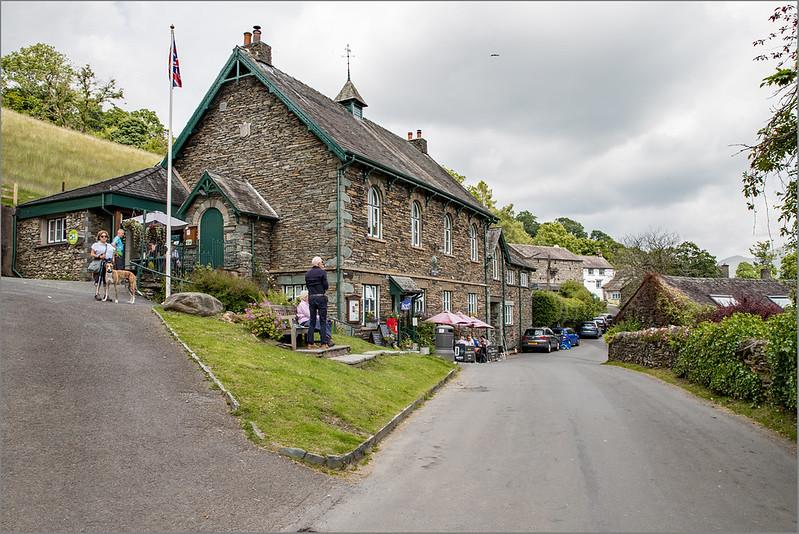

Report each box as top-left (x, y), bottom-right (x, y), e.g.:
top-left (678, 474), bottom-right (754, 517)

top-left (580, 323), bottom-right (597, 328)
top-left (525, 329), bottom-right (546, 336)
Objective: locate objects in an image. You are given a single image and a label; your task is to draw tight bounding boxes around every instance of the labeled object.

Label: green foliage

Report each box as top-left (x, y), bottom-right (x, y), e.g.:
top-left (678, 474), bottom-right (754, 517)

top-left (669, 241), bottom-right (721, 277)
top-left (654, 287), bottom-right (709, 327)
top-left (265, 289), bottom-right (291, 306)
top-left (515, 210), bottom-right (539, 238)
top-left (603, 318), bottom-right (643, 343)
top-left (494, 204), bottom-right (534, 244)
top-left (780, 248), bottom-right (797, 279)
top-left (555, 217), bottom-right (587, 239)
top-left (188, 266), bottom-right (265, 313)
top-left (415, 321), bottom-right (436, 350)
top-left (1, 43), bottom-right (165, 154)
top-left (765, 307), bottom-right (797, 410)
top-left (531, 291), bottom-right (561, 326)
top-left (736, 261), bottom-right (760, 279)
top-left (673, 313), bottom-right (769, 403)
top-left (741, 5), bottom-right (797, 245)
top-left (444, 167), bottom-right (466, 184)
top-left (243, 303), bottom-right (285, 340)
top-left (466, 180), bottom-right (497, 211)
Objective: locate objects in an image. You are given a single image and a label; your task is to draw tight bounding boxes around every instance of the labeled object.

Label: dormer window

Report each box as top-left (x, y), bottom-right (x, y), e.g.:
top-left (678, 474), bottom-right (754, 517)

top-left (352, 103), bottom-right (363, 119)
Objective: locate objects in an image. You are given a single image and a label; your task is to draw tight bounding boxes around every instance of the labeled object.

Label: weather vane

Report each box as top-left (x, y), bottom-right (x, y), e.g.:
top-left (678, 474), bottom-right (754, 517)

top-left (342, 43), bottom-right (354, 81)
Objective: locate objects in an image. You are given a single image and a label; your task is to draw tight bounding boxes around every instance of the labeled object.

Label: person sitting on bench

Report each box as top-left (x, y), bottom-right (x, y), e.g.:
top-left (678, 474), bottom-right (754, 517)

top-left (296, 290), bottom-right (332, 346)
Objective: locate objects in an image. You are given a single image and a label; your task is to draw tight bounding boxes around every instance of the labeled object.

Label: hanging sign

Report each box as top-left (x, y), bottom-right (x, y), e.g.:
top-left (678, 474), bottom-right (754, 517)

top-left (400, 297), bottom-right (412, 311)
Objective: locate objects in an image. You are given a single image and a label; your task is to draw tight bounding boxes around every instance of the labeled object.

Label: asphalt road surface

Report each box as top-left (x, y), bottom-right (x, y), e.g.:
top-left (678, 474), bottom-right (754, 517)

top-left (0, 277), bottom-right (343, 532)
top-left (307, 337), bottom-right (797, 532)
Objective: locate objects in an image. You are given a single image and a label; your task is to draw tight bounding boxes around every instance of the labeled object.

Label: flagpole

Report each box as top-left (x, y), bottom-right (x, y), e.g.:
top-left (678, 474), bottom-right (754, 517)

top-left (165, 24), bottom-right (174, 300)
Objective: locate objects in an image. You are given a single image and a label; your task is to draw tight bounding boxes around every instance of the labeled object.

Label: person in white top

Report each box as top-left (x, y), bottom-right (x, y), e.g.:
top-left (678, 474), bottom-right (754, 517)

top-left (90, 230), bottom-right (115, 300)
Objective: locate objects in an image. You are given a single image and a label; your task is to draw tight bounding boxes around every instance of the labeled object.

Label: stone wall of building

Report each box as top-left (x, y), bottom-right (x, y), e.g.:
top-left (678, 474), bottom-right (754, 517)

top-left (529, 257), bottom-right (583, 288)
top-left (173, 77), bottom-right (340, 273)
top-left (15, 210), bottom-right (110, 280)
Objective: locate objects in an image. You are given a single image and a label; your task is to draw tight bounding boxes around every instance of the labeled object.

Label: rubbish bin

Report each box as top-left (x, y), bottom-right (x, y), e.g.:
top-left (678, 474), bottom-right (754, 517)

top-left (434, 324), bottom-right (455, 360)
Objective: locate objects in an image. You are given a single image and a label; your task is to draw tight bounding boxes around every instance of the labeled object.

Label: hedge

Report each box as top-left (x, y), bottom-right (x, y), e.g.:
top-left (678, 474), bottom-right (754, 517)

top-left (766, 308), bottom-right (797, 410)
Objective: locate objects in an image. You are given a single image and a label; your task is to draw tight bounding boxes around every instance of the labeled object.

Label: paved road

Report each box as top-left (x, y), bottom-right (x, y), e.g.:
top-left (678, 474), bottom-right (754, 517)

top-left (307, 339), bottom-right (797, 532)
top-left (0, 277), bottom-right (343, 532)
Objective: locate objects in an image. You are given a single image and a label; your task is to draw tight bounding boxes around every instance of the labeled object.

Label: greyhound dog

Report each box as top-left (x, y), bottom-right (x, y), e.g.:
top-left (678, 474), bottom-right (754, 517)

top-left (103, 261), bottom-right (137, 304)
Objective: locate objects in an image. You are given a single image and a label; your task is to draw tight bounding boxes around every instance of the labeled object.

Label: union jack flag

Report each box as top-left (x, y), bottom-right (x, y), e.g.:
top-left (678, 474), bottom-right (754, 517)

top-left (170, 34), bottom-right (182, 88)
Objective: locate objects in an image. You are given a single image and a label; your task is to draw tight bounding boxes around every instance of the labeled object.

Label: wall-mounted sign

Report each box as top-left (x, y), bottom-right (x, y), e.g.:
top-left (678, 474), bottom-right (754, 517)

top-left (347, 297), bottom-right (360, 323)
top-left (66, 229), bottom-right (79, 245)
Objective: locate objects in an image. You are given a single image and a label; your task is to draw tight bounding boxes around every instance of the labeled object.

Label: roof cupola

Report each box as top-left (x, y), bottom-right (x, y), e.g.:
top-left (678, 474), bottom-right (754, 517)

top-left (334, 44), bottom-right (367, 118)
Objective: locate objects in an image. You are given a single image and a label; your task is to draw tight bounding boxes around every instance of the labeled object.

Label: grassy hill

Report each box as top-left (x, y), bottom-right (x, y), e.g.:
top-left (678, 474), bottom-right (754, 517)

top-left (1, 109), bottom-right (162, 206)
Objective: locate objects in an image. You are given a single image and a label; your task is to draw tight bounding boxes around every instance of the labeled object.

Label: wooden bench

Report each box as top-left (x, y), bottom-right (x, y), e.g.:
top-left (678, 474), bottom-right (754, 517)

top-left (265, 304), bottom-right (308, 351)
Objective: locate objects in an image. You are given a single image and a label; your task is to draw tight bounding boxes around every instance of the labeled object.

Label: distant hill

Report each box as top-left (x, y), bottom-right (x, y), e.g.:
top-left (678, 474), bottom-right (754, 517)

top-left (1, 109), bottom-right (161, 206)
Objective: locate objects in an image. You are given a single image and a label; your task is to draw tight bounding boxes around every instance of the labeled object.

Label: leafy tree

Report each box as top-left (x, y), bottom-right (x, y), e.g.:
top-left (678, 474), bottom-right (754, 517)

top-left (444, 167), bottom-right (466, 185)
top-left (590, 229), bottom-right (613, 242)
top-left (670, 241), bottom-right (721, 277)
top-left (741, 5), bottom-right (797, 245)
top-left (749, 240), bottom-right (778, 277)
top-left (555, 217), bottom-right (587, 239)
top-left (515, 210), bottom-right (539, 238)
top-left (531, 291), bottom-right (561, 326)
top-left (1, 43), bottom-right (75, 126)
top-left (532, 221), bottom-right (581, 252)
top-left (780, 248), bottom-right (797, 279)
top-left (466, 180), bottom-right (497, 211)
top-left (74, 64), bottom-right (123, 133)
top-left (495, 204), bottom-right (533, 244)
top-left (736, 261), bottom-right (760, 279)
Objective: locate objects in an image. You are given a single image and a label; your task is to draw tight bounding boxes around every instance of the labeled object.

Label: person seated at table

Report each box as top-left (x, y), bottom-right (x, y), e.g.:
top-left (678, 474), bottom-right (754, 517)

top-left (478, 336), bottom-right (490, 363)
top-left (296, 290), bottom-right (332, 345)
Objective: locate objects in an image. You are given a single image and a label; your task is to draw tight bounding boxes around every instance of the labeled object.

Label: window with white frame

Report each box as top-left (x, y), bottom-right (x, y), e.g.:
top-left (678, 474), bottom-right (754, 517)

top-left (504, 302), bottom-right (514, 325)
top-left (520, 271), bottom-right (528, 287)
top-left (469, 224), bottom-right (478, 262)
top-left (367, 187), bottom-right (381, 238)
top-left (595, 280), bottom-right (601, 289)
top-left (492, 247), bottom-right (499, 280)
top-left (363, 284), bottom-right (380, 322)
top-left (599, 268), bottom-right (605, 275)
top-left (443, 214), bottom-right (453, 254)
top-left (283, 284), bottom-right (307, 300)
top-left (709, 294), bottom-right (737, 307)
top-left (411, 201), bottom-right (422, 247)
top-left (467, 293), bottom-right (478, 315)
top-left (612, 291), bottom-right (621, 300)
top-left (768, 296), bottom-right (792, 308)
top-left (506, 270), bottom-right (515, 285)
top-left (588, 268), bottom-right (594, 275)
top-left (442, 290), bottom-right (452, 312)
top-left (47, 217), bottom-right (66, 244)
top-left (414, 289), bottom-right (425, 315)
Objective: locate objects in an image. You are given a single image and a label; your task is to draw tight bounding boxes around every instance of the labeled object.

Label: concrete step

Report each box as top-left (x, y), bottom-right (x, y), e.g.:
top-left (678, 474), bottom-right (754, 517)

top-left (330, 350), bottom-right (417, 366)
top-left (294, 345), bottom-right (351, 358)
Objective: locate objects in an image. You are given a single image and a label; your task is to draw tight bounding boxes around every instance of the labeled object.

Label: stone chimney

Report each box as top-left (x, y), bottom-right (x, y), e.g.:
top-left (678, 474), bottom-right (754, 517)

top-left (408, 129), bottom-right (428, 155)
top-left (719, 264), bottom-right (729, 278)
top-left (243, 25), bottom-right (272, 65)
top-left (760, 266), bottom-right (772, 279)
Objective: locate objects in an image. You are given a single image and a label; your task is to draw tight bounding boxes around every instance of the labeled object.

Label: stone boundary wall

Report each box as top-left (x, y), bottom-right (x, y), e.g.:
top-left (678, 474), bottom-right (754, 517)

top-left (607, 326), bottom-right (688, 368)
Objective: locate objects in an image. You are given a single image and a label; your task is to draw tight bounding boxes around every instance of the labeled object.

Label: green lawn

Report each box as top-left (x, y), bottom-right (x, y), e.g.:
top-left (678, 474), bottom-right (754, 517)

top-left (605, 361), bottom-right (797, 441)
top-left (1, 108), bottom-right (161, 204)
top-left (331, 331), bottom-right (399, 354)
top-left (157, 309), bottom-right (456, 456)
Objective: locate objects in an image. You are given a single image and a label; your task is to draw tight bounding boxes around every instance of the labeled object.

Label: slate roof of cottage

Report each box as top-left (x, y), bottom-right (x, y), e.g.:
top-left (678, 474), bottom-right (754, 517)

top-left (660, 274), bottom-right (793, 307)
top-left (240, 50), bottom-right (493, 217)
top-left (205, 170), bottom-right (279, 219)
top-left (506, 243), bottom-right (538, 269)
top-left (18, 166), bottom-right (188, 207)
top-left (510, 244), bottom-right (581, 262)
top-left (334, 79), bottom-right (368, 107)
top-left (577, 255), bottom-right (613, 269)
top-left (487, 228), bottom-right (503, 253)
top-left (602, 276), bottom-right (629, 291)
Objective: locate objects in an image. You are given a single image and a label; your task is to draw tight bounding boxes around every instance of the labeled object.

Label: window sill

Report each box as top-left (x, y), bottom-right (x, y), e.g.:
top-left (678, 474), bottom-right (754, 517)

top-left (470, 259), bottom-right (480, 264)
top-left (410, 244), bottom-right (424, 250)
top-left (367, 236), bottom-right (386, 244)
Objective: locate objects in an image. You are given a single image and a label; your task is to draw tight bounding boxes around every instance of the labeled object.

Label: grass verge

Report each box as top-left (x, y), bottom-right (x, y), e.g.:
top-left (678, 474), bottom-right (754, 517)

top-left (605, 361), bottom-right (797, 441)
top-left (156, 308), bottom-right (456, 456)
top-left (330, 332), bottom-right (399, 354)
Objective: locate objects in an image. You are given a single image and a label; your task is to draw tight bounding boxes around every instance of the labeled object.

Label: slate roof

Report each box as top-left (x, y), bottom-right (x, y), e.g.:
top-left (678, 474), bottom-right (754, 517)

top-left (660, 275), bottom-right (793, 307)
top-left (19, 166), bottom-right (188, 207)
top-left (510, 244), bottom-right (581, 262)
top-left (506, 243), bottom-right (538, 269)
top-left (244, 51), bottom-right (492, 217)
top-left (205, 170), bottom-right (279, 219)
top-left (334, 79), bottom-right (367, 107)
top-left (577, 255), bottom-right (613, 269)
top-left (487, 228), bottom-right (503, 254)
top-left (602, 276), bottom-right (629, 291)
top-left (389, 275), bottom-right (422, 294)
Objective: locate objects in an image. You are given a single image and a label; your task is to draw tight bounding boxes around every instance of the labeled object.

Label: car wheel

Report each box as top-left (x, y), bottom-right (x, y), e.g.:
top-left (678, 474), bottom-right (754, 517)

top-left (575, 339), bottom-right (580, 346)
top-left (555, 342), bottom-right (560, 351)
top-left (546, 343), bottom-right (551, 353)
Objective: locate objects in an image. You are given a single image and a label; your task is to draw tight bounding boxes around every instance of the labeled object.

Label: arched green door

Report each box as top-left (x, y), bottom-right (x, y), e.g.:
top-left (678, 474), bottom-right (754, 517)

top-left (199, 208), bottom-right (224, 268)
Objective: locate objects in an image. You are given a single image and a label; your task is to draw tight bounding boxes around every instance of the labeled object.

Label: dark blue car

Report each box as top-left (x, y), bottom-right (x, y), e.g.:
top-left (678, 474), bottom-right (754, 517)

top-left (552, 327), bottom-right (580, 348)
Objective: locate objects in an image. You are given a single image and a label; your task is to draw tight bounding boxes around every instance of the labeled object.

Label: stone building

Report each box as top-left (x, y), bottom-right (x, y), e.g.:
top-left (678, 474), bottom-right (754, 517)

top-left (507, 244), bottom-right (583, 291)
top-left (12, 167), bottom-right (187, 279)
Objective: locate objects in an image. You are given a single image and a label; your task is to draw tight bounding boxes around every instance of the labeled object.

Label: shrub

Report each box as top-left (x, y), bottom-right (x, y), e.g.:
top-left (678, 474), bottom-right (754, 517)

top-left (188, 266), bottom-right (264, 313)
top-left (765, 307), bottom-right (797, 410)
top-left (532, 290), bottom-right (561, 326)
top-left (702, 294), bottom-right (784, 323)
top-left (415, 321), bottom-right (436, 350)
top-left (243, 302), bottom-right (287, 340)
top-left (604, 318), bottom-right (643, 343)
top-left (673, 313), bottom-right (768, 403)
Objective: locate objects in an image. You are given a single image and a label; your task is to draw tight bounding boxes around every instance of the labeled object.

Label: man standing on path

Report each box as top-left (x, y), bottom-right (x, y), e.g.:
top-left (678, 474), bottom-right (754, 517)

top-left (111, 229), bottom-right (125, 270)
top-left (305, 256), bottom-right (329, 349)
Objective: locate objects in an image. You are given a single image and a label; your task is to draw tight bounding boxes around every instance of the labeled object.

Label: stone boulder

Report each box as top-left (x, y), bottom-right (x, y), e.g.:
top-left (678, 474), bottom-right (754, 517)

top-left (163, 292), bottom-right (224, 316)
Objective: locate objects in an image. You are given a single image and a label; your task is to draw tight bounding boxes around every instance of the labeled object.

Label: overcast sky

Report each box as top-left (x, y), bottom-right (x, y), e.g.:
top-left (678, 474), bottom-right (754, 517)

top-left (1, 1), bottom-right (788, 259)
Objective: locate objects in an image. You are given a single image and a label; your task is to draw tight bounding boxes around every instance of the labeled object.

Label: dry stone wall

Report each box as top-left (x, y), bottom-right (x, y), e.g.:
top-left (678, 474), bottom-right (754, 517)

top-left (607, 326), bottom-right (689, 368)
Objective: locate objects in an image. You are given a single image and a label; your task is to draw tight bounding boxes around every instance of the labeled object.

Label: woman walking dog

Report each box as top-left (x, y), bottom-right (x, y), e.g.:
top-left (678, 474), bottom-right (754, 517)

top-left (89, 230), bottom-right (115, 300)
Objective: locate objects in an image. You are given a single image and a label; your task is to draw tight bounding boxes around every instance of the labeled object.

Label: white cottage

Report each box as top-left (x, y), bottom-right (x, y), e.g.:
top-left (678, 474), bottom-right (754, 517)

top-left (577, 255), bottom-right (614, 301)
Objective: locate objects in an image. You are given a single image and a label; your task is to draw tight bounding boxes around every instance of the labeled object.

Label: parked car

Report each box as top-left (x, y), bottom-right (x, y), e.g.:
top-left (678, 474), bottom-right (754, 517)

top-left (577, 321), bottom-right (601, 339)
top-left (520, 327), bottom-right (560, 353)
top-left (592, 317), bottom-right (608, 333)
top-left (551, 327), bottom-right (580, 347)
top-left (600, 313), bottom-right (614, 326)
